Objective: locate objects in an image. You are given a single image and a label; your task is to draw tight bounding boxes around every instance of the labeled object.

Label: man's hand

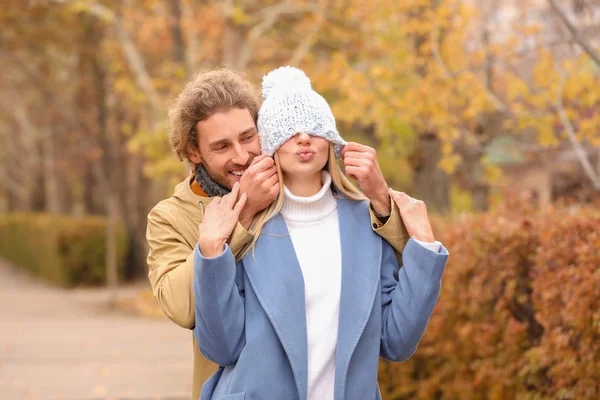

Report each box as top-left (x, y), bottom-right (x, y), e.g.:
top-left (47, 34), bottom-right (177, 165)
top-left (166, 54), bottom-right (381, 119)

top-left (198, 182), bottom-right (247, 257)
top-left (389, 189), bottom-right (435, 243)
top-left (238, 153), bottom-right (279, 228)
top-left (342, 142), bottom-right (390, 216)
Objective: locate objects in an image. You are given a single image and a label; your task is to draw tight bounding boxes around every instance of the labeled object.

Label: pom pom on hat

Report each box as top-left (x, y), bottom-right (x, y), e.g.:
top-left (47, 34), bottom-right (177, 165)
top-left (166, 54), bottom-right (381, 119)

top-left (261, 66), bottom-right (312, 100)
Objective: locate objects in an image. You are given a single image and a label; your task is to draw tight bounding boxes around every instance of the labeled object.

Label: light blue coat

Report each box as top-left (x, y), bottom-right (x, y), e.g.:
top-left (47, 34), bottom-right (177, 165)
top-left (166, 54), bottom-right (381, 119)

top-left (193, 198), bottom-right (448, 400)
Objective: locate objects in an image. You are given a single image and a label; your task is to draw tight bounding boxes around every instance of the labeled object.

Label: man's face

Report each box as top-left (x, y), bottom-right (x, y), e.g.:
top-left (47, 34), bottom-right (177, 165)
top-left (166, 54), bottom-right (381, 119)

top-left (190, 108), bottom-right (261, 190)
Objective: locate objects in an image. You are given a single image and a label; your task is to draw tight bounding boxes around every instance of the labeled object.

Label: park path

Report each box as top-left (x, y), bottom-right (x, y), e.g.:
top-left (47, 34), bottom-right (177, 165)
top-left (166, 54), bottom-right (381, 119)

top-left (0, 259), bottom-right (194, 400)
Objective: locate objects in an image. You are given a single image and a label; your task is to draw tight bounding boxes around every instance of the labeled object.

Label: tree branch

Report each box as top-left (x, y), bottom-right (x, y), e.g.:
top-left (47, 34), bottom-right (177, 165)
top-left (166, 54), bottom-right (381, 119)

top-left (246, 2), bottom-right (322, 26)
top-left (287, 20), bottom-right (323, 66)
top-left (548, 0), bottom-right (600, 68)
top-left (555, 73), bottom-right (600, 190)
top-left (431, 22), bottom-right (510, 115)
top-left (236, 2), bottom-right (323, 70)
top-left (52, 0), bottom-right (162, 114)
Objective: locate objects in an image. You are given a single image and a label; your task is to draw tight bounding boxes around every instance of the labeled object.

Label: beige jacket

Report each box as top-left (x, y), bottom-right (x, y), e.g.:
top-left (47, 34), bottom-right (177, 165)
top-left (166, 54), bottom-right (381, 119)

top-left (146, 175), bottom-right (409, 400)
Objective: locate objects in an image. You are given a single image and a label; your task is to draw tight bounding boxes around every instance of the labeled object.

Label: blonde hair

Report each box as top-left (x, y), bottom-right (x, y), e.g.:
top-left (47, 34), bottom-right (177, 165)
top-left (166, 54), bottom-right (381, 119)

top-left (168, 69), bottom-right (260, 163)
top-left (236, 144), bottom-right (365, 261)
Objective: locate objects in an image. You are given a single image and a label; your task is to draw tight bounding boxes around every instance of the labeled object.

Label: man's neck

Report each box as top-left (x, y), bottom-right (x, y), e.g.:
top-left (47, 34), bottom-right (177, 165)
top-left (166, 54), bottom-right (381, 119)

top-left (193, 164), bottom-right (229, 197)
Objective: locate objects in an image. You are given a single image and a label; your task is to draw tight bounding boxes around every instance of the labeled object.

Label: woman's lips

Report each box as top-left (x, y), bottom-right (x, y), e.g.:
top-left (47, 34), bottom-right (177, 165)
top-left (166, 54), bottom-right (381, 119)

top-left (296, 149), bottom-right (315, 161)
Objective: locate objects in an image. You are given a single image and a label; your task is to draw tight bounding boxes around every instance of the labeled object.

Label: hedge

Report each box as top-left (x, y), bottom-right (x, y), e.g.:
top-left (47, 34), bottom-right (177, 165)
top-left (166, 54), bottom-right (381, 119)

top-left (0, 213), bottom-right (128, 287)
top-left (379, 206), bottom-right (600, 400)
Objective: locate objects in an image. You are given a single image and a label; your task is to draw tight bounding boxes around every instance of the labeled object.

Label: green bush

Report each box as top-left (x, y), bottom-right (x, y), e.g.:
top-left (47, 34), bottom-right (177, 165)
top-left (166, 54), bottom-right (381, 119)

top-left (0, 213), bottom-right (128, 287)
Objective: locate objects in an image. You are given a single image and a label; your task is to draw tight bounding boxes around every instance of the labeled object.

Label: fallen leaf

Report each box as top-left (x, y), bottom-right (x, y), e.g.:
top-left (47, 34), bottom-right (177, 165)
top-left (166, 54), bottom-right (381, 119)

top-left (93, 385), bottom-right (107, 396)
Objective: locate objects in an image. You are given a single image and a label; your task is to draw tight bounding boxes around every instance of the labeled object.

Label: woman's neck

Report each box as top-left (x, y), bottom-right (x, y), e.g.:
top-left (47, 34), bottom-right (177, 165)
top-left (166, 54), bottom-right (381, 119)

top-left (283, 171), bottom-right (323, 197)
top-left (281, 171), bottom-right (336, 224)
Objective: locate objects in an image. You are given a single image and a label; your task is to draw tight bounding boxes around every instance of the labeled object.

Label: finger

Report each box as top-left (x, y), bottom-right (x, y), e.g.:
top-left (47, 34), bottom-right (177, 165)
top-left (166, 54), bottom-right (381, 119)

top-left (344, 166), bottom-right (365, 181)
top-left (210, 196), bottom-right (222, 206)
top-left (342, 142), bottom-right (363, 153)
top-left (343, 142), bottom-right (374, 155)
top-left (268, 184), bottom-right (280, 199)
top-left (343, 149), bottom-right (377, 160)
top-left (250, 152), bottom-right (269, 166)
top-left (391, 190), bottom-right (418, 204)
top-left (256, 163), bottom-right (277, 178)
top-left (343, 157), bottom-right (372, 168)
top-left (224, 182), bottom-right (240, 208)
top-left (403, 194), bottom-right (419, 206)
top-left (390, 190), bottom-right (410, 208)
top-left (340, 143), bottom-right (352, 158)
top-left (261, 172), bottom-right (279, 189)
top-left (250, 156), bottom-right (275, 173)
top-left (343, 151), bottom-right (369, 160)
top-left (233, 192), bottom-right (248, 215)
top-left (390, 191), bottom-right (408, 202)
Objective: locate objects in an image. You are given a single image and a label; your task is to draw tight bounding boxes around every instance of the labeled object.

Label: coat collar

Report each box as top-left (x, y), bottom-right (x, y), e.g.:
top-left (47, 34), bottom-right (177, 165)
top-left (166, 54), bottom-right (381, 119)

top-left (241, 213), bottom-right (309, 399)
top-left (334, 198), bottom-right (382, 400)
top-left (241, 198), bottom-right (381, 400)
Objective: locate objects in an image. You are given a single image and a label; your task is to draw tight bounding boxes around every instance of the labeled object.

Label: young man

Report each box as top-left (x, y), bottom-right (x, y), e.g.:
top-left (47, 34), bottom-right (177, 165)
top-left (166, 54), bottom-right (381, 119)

top-left (146, 69), bottom-right (409, 400)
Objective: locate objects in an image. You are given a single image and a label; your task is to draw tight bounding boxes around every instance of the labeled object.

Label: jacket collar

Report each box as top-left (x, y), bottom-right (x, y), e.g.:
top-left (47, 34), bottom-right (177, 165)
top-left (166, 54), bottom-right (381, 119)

top-left (241, 198), bottom-right (381, 400)
top-left (172, 173), bottom-right (212, 207)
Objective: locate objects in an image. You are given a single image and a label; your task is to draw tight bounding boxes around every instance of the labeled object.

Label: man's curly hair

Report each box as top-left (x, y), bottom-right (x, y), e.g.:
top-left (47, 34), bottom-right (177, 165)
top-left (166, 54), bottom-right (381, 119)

top-left (168, 69), bottom-right (261, 163)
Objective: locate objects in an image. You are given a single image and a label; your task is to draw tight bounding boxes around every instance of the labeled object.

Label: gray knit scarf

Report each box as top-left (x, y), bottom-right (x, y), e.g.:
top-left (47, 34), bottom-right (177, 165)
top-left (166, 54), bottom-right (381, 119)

top-left (194, 164), bottom-right (230, 197)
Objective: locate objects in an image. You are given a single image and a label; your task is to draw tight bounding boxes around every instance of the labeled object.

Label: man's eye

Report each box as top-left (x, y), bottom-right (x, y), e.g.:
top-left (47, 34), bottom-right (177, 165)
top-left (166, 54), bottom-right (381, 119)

top-left (242, 134), bottom-right (255, 143)
top-left (214, 145), bottom-right (228, 151)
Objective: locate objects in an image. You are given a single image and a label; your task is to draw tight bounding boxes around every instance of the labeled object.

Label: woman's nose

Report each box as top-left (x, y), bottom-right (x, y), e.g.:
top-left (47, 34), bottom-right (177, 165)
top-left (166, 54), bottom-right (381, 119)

top-left (296, 132), bottom-right (311, 145)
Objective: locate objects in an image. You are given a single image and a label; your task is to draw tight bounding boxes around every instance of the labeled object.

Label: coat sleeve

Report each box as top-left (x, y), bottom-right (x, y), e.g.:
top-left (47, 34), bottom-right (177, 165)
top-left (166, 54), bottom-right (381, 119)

top-left (193, 244), bottom-right (246, 366)
top-left (146, 205), bottom-right (253, 330)
top-left (369, 196), bottom-right (409, 266)
top-left (380, 238), bottom-right (448, 362)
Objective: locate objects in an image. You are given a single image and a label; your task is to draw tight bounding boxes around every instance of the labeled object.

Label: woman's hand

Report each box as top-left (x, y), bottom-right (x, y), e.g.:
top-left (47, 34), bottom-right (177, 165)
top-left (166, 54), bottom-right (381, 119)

top-left (198, 182), bottom-right (248, 257)
top-left (389, 189), bottom-right (435, 243)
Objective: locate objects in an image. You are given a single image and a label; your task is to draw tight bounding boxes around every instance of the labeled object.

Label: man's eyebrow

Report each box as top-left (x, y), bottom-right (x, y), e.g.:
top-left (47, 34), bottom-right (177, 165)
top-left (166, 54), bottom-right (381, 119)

top-left (239, 127), bottom-right (257, 136)
top-left (208, 138), bottom-right (229, 148)
top-left (209, 127), bottom-right (256, 148)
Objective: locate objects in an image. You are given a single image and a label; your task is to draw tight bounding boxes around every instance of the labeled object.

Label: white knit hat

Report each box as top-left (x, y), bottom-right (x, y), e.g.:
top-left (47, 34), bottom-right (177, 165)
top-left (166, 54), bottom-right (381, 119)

top-left (257, 66), bottom-right (346, 158)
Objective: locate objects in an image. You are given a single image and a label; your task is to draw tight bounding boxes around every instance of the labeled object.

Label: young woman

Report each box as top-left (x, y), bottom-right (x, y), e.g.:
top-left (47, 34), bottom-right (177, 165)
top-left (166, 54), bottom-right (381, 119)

top-left (193, 67), bottom-right (448, 400)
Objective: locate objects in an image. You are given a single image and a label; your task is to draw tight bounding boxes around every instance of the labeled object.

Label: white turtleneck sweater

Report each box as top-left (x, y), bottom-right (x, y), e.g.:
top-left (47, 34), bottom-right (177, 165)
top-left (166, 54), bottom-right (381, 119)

top-left (281, 172), bottom-right (341, 400)
top-left (280, 172), bottom-right (441, 400)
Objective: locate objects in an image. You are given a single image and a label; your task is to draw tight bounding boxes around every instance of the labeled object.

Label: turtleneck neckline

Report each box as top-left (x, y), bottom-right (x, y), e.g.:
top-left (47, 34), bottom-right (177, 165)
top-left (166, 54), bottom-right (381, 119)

top-left (281, 171), bottom-right (338, 224)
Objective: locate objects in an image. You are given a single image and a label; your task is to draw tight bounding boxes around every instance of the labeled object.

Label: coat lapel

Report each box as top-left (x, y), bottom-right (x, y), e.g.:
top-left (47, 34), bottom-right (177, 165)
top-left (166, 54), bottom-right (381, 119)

top-left (335, 199), bottom-right (382, 399)
top-left (241, 214), bottom-right (308, 400)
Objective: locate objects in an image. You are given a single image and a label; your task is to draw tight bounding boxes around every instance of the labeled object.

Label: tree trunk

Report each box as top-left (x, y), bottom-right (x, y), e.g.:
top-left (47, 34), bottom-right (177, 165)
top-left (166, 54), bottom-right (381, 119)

top-left (459, 140), bottom-right (489, 212)
top-left (40, 127), bottom-right (62, 213)
top-left (125, 152), bottom-right (149, 278)
top-left (106, 192), bottom-right (119, 305)
top-left (413, 134), bottom-right (451, 213)
top-left (88, 19), bottom-right (121, 304)
top-left (168, 0), bottom-right (188, 74)
top-left (9, 105), bottom-right (39, 211)
top-left (0, 126), bottom-right (9, 213)
top-left (222, 19), bottom-right (243, 67)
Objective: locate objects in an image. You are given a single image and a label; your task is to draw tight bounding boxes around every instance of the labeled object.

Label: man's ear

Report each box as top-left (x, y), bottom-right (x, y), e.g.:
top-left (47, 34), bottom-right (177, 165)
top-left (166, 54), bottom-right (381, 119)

top-left (189, 151), bottom-right (202, 165)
